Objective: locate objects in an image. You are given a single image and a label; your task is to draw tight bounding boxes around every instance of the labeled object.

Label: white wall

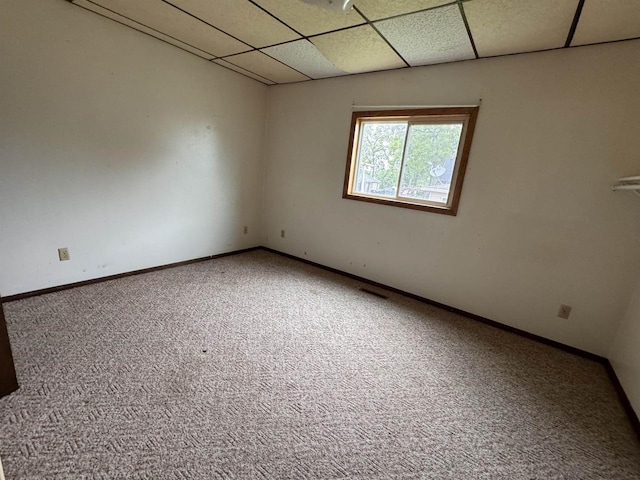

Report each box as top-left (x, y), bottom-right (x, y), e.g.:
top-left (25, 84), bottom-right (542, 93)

top-left (263, 40), bottom-right (640, 356)
top-left (3, 0), bottom-right (639, 360)
top-left (610, 276), bottom-right (640, 414)
top-left (0, 0), bottom-right (267, 296)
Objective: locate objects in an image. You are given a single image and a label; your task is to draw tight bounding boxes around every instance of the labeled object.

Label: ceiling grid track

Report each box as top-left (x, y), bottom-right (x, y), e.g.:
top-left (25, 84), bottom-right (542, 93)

top-left (68, 0), bottom-right (640, 85)
top-left (222, 51), bottom-right (313, 82)
top-left (71, 0), bottom-right (272, 84)
top-left (353, 5), bottom-right (411, 69)
top-left (160, 0), bottom-right (254, 49)
top-left (246, 0), bottom-right (305, 38)
top-left (565, 0), bottom-right (586, 48)
top-left (212, 59), bottom-right (277, 84)
top-left (458, 1), bottom-right (479, 59)
top-left (81, 0), bottom-right (220, 58)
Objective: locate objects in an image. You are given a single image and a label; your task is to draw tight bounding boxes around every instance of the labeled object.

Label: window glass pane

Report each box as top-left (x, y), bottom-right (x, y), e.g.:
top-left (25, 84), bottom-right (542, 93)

top-left (399, 123), bottom-right (463, 204)
top-left (353, 121), bottom-right (407, 198)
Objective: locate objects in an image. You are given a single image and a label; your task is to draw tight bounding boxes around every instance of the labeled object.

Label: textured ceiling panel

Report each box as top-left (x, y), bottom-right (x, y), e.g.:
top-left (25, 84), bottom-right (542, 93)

top-left (464, 0), bottom-right (578, 57)
top-left (213, 59), bottom-right (275, 84)
top-left (88, 0), bottom-right (249, 57)
top-left (168, 0), bottom-right (300, 48)
top-left (253, 0), bottom-right (364, 36)
top-left (375, 5), bottom-right (475, 66)
top-left (224, 51), bottom-right (309, 84)
top-left (311, 25), bottom-right (406, 74)
top-left (356, 0), bottom-right (452, 21)
top-left (71, 0), bottom-right (637, 85)
top-left (74, 0), bottom-right (214, 59)
top-left (572, 0), bottom-right (640, 46)
top-left (262, 40), bottom-right (347, 79)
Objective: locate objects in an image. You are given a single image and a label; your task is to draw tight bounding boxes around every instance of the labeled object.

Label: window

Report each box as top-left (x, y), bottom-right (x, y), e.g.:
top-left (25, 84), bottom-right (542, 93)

top-left (343, 107), bottom-right (479, 215)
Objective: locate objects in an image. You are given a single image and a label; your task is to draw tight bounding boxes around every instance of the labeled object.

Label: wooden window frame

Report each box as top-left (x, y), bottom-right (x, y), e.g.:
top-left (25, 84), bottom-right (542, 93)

top-left (342, 107), bottom-right (479, 216)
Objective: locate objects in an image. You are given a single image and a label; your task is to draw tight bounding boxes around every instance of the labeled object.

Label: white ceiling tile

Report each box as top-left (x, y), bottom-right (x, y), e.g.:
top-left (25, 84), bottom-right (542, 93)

top-left (262, 40), bottom-right (347, 79)
top-left (213, 59), bottom-right (275, 84)
top-left (224, 51), bottom-right (310, 84)
top-left (572, 0), bottom-right (640, 46)
top-left (252, 0), bottom-right (365, 36)
top-left (87, 0), bottom-right (250, 57)
top-left (356, 0), bottom-right (451, 21)
top-left (311, 25), bottom-right (406, 74)
top-left (464, 0), bottom-right (579, 57)
top-left (375, 5), bottom-right (475, 66)
top-left (168, 0), bottom-right (300, 48)
top-left (74, 0), bottom-right (215, 59)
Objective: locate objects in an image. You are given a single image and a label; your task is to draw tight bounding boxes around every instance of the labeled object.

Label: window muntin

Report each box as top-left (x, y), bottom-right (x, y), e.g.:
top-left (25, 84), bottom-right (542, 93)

top-left (343, 108), bottom-right (479, 216)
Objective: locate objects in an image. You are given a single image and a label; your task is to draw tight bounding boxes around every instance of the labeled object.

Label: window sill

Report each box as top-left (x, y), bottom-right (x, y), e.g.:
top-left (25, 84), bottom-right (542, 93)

top-left (342, 192), bottom-right (458, 216)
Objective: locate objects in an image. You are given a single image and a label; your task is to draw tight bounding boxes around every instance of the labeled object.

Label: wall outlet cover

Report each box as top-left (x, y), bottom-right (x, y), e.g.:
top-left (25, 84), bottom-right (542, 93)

top-left (58, 247), bottom-right (70, 261)
top-left (558, 304), bottom-right (572, 319)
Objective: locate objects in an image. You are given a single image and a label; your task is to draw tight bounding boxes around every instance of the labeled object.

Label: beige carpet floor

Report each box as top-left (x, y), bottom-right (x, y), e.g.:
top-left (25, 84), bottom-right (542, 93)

top-left (0, 250), bottom-right (639, 479)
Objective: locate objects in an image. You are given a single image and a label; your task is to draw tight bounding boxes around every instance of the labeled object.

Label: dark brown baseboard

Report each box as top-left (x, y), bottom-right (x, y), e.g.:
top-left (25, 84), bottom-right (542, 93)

top-left (603, 360), bottom-right (640, 441)
top-left (1, 247), bottom-right (261, 303)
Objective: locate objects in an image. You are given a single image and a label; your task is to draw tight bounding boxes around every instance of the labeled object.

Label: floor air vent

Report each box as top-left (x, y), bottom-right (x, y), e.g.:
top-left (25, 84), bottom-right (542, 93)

top-left (360, 288), bottom-right (388, 299)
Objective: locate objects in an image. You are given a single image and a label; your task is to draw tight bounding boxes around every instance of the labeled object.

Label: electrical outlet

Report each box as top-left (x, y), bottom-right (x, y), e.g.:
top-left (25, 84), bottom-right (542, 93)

top-left (243, 226), bottom-right (248, 234)
top-left (557, 304), bottom-right (572, 319)
top-left (58, 247), bottom-right (70, 261)
top-left (281, 230), bottom-right (285, 238)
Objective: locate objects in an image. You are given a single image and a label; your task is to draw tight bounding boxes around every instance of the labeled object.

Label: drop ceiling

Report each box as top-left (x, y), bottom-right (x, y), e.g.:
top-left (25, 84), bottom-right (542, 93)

top-left (70, 0), bottom-right (640, 85)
